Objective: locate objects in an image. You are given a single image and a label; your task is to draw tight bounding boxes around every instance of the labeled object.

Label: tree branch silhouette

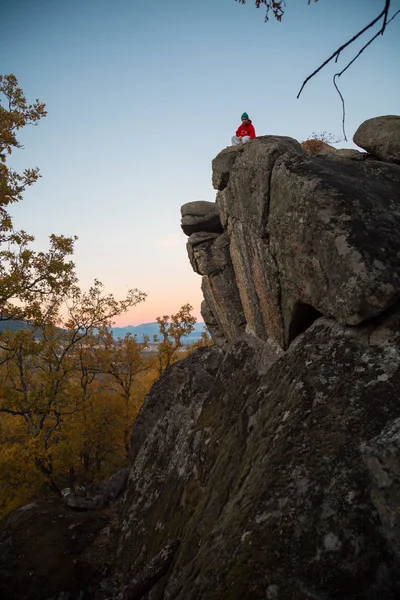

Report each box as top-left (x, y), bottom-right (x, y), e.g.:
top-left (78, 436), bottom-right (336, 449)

top-left (332, 5), bottom-right (400, 141)
top-left (297, 0), bottom-right (399, 99)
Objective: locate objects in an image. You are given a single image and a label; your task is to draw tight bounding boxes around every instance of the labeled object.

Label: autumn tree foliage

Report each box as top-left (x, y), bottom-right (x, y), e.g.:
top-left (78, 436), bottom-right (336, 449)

top-left (97, 329), bottom-right (154, 456)
top-left (0, 280), bottom-right (145, 492)
top-left (0, 74), bottom-right (212, 517)
top-left (153, 303), bottom-right (197, 374)
top-left (0, 302), bottom-right (208, 516)
top-left (0, 74), bottom-right (145, 513)
top-left (0, 74), bottom-right (78, 323)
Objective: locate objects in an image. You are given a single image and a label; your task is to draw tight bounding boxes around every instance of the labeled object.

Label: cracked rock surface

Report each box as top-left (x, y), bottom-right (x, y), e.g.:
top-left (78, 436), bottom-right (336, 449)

top-left (117, 311), bottom-right (400, 599)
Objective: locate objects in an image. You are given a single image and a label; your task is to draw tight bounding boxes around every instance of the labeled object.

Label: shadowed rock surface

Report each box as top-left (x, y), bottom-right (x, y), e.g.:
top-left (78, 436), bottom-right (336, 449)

top-left (180, 201), bottom-right (223, 236)
top-left (65, 469), bottom-right (129, 510)
top-left (0, 500), bottom-right (110, 600)
top-left (116, 312), bottom-right (400, 599)
top-left (121, 540), bottom-right (180, 600)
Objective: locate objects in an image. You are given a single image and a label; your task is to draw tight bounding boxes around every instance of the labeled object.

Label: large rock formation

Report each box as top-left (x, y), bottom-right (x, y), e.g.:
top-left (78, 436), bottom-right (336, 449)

top-left (184, 133), bottom-right (400, 351)
top-left (116, 116), bottom-right (400, 599)
top-left (112, 117), bottom-right (400, 599)
top-left (2, 116), bottom-right (400, 599)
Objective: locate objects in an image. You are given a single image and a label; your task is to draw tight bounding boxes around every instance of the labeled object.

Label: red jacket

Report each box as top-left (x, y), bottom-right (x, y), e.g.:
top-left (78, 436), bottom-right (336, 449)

top-left (236, 120), bottom-right (256, 139)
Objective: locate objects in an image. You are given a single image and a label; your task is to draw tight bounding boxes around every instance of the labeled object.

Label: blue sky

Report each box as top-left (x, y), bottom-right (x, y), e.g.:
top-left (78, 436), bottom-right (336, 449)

top-left (2, 0), bottom-right (399, 324)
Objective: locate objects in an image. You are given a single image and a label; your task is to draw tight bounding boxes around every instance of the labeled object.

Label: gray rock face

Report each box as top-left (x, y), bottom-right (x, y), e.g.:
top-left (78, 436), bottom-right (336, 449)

top-left (354, 115), bottom-right (400, 164)
top-left (121, 540), bottom-right (180, 600)
top-left (317, 147), bottom-right (369, 161)
top-left (186, 230), bottom-right (229, 276)
top-left (180, 201), bottom-right (223, 236)
top-left (64, 468), bottom-right (129, 510)
top-left (268, 151), bottom-right (400, 344)
top-left (186, 230), bottom-right (246, 346)
top-left (116, 309), bottom-right (400, 599)
top-left (335, 148), bottom-right (368, 160)
top-left (201, 268), bottom-right (246, 343)
top-left (211, 145), bottom-right (244, 191)
top-left (215, 136), bottom-right (302, 235)
top-left (182, 134), bottom-right (400, 351)
top-left (200, 299), bottom-right (227, 347)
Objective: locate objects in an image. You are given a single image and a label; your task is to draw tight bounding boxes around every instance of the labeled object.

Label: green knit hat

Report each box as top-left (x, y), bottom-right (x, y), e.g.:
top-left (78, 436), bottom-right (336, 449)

top-left (241, 112), bottom-right (249, 119)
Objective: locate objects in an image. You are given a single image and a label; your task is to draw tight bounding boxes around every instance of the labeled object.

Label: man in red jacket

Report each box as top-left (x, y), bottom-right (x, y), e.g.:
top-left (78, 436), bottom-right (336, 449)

top-left (231, 112), bottom-right (256, 145)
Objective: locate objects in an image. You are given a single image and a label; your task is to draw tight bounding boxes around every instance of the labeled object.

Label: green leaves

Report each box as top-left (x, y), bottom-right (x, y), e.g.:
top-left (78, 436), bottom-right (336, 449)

top-left (0, 75), bottom-right (78, 322)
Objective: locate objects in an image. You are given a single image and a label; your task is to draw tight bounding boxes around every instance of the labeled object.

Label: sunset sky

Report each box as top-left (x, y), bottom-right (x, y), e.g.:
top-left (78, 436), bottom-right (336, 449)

top-left (3, 0), bottom-right (400, 325)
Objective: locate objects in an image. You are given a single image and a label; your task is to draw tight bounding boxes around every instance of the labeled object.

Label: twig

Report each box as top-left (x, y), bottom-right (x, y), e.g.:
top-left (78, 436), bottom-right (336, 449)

top-left (297, 0), bottom-right (392, 98)
top-left (332, 75), bottom-right (347, 141)
top-left (335, 8), bottom-right (400, 82)
top-left (380, 0), bottom-right (391, 33)
top-left (331, 6), bottom-right (400, 142)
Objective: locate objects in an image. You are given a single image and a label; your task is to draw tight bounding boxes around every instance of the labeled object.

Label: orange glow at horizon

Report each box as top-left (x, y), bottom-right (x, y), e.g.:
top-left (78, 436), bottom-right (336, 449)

top-left (112, 288), bottom-right (204, 327)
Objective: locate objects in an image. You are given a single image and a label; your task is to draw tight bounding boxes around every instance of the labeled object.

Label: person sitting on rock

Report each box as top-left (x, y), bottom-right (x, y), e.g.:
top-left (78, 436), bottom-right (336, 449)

top-left (231, 113), bottom-right (256, 145)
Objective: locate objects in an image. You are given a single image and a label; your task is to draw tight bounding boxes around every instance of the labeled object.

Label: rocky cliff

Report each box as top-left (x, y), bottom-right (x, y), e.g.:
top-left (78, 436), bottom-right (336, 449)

top-left (116, 115), bottom-right (400, 599)
top-left (1, 116), bottom-right (400, 600)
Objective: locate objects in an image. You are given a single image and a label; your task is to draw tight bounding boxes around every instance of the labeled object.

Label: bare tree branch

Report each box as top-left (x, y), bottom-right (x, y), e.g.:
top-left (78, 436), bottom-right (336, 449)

top-left (331, 5), bottom-right (400, 141)
top-left (297, 0), bottom-right (398, 98)
top-left (334, 7), bottom-right (400, 83)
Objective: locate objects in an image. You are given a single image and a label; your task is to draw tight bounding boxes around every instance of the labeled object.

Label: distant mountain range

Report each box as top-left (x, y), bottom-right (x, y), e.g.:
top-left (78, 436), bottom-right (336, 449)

top-left (0, 320), bottom-right (207, 345)
top-left (110, 322), bottom-right (207, 344)
top-left (0, 320), bottom-right (33, 333)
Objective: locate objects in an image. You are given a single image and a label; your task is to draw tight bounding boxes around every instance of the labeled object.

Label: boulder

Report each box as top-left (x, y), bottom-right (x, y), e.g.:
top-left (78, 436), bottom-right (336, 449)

top-left (215, 136), bottom-right (302, 237)
top-left (316, 147), bottom-right (369, 161)
top-left (0, 500), bottom-right (109, 600)
top-left (180, 201), bottom-right (223, 236)
top-left (64, 468), bottom-right (129, 510)
top-left (268, 150), bottom-right (400, 343)
top-left (113, 121), bottom-right (400, 597)
top-left (186, 231), bottom-right (227, 276)
top-left (211, 145), bottom-right (244, 191)
top-left (335, 148), bottom-right (368, 160)
top-left (353, 115), bottom-right (400, 164)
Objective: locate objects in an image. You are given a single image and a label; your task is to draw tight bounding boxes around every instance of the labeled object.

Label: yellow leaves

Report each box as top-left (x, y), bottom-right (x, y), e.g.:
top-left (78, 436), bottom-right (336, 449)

top-left (0, 324), bottom-right (153, 511)
top-left (0, 415), bottom-right (46, 516)
top-left (153, 304), bottom-right (198, 374)
top-left (0, 303), bottom-right (210, 515)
